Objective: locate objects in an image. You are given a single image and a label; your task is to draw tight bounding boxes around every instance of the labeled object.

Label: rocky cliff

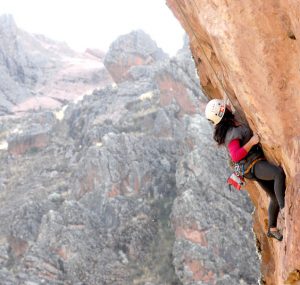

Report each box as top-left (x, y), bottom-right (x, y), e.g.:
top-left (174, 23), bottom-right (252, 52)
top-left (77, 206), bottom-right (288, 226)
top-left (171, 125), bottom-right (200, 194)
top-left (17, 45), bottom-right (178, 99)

top-left (0, 28), bottom-right (259, 284)
top-left (167, 1), bottom-right (300, 284)
top-left (0, 14), bottom-right (112, 115)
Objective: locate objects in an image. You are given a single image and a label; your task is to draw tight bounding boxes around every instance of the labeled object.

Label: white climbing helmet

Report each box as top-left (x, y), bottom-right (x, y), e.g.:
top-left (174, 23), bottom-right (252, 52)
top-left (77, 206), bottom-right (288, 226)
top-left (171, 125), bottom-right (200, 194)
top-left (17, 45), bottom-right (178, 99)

top-left (205, 99), bottom-right (226, 125)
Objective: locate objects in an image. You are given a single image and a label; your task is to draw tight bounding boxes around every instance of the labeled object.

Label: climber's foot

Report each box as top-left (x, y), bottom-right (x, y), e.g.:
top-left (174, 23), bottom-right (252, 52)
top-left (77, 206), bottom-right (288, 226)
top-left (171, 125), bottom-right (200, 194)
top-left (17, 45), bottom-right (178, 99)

top-left (267, 228), bottom-right (283, 241)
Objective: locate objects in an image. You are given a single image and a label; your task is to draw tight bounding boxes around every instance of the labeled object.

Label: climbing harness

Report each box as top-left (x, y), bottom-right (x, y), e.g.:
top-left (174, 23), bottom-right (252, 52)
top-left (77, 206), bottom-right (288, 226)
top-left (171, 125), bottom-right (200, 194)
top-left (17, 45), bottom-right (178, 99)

top-left (227, 157), bottom-right (265, 191)
top-left (233, 157), bottom-right (265, 177)
top-left (243, 157), bottom-right (265, 175)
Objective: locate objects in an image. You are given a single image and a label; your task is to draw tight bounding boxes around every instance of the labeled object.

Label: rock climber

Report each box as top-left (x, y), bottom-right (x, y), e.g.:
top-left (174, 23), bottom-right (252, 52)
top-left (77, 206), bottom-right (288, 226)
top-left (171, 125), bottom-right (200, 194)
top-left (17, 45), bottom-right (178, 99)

top-left (205, 99), bottom-right (286, 241)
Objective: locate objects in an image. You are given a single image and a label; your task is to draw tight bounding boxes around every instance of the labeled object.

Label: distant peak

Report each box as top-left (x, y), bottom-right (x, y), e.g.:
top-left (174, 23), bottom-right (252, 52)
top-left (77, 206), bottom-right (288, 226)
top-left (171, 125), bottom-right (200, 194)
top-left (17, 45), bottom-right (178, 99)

top-left (103, 30), bottom-right (169, 82)
top-left (0, 14), bottom-right (16, 27)
top-left (106, 29), bottom-right (168, 61)
top-left (111, 30), bottom-right (162, 52)
top-left (0, 14), bottom-right (17, 35)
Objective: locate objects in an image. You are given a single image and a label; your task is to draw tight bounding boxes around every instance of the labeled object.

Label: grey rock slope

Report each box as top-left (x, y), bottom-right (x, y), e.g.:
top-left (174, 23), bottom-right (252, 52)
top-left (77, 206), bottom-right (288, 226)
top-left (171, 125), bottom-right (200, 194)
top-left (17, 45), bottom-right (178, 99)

top-left (0, 30), bottom-right (258, 285)
top-left (172, 118), bottom-right (258, 284)
top-left (0, 14), bottom-right (112, 115)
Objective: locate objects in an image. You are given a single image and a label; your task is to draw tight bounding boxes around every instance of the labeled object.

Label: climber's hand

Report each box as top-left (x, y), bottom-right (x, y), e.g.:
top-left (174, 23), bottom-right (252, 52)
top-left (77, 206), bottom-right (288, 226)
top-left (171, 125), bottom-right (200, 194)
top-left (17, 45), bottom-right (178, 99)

top-left (250, 133), bottom-right (260, 145)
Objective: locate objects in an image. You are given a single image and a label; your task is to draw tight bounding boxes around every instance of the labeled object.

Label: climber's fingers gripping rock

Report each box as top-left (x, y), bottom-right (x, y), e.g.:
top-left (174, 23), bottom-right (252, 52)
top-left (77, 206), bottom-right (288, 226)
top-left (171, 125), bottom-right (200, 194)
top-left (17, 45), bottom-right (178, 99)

top-left (250, 133), bottom-right (260, 145)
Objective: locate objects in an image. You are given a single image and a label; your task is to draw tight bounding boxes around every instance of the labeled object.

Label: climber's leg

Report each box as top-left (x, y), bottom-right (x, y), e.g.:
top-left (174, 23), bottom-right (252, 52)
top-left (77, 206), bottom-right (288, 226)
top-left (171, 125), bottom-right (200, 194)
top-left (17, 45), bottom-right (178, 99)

top-left (256, 180), bottom-right (280, 228)
top-left (255, 173), bottom-right (284, 241)
top-left (253, 160), bottom-right (286, 209)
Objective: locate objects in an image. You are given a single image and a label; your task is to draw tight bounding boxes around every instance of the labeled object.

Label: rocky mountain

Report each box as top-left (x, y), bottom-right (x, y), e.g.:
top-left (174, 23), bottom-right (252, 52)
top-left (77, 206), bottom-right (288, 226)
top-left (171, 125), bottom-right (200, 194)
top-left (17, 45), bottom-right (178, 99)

top-left (0, 14), bottom-right (112, 115)
top-left (0, 25), bottom-right (259, 284)
top-left (167, 1), bottom-right (300, 284)
top-left (104, 30), bottom-right (168, 83)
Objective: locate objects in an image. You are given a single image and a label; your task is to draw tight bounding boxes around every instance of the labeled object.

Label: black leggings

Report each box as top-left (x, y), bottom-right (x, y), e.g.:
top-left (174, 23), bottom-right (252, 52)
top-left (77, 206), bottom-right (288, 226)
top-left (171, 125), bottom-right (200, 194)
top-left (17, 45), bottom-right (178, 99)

top-left (253, 160), bottom-right (286, 228)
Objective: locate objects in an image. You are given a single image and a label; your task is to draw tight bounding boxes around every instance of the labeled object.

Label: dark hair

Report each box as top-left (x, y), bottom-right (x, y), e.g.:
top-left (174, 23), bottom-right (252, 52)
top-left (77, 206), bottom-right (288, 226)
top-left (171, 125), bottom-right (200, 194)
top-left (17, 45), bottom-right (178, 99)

top-left (213, 108), bottom-right (236, 145)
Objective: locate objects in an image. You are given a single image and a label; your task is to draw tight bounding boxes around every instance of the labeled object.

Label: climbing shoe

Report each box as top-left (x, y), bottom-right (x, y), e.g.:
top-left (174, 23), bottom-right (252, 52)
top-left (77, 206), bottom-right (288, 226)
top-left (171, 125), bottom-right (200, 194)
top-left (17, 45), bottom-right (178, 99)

top-left (267, 229), bottom-right (283, 241)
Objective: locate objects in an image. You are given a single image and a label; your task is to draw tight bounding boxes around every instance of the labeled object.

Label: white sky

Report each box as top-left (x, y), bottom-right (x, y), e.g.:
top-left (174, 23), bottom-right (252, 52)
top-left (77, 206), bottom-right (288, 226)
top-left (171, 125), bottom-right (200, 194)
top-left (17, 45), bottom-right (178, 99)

top-left (0, 0), bottom-right (185, 55)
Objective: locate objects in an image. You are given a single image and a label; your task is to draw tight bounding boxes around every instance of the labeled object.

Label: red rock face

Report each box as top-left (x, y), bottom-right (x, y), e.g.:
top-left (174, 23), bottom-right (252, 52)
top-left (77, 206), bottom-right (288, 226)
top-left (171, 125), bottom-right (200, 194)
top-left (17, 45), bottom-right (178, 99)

top-left (8, 133), bottom-right (49, 156)
top-left (106, 54), bottom-right (151, 83)
top-left (186, 259), bottom-right (216, 283)
top-left (157, 74), bottom-right (196, 116)
top-left (167, 1), bottom-right (300, 284)
top-left (175, 225), bottom-right (208, 247)
top-left (107, 175), bottom-right (140, 198)
top-left (8, 236), bottom-right (28, 258)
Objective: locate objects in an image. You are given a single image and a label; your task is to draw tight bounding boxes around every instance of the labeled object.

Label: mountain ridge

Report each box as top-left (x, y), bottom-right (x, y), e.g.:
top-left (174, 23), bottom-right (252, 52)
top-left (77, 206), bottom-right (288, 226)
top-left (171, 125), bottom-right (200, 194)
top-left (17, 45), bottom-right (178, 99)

top-left (0, 14), bottom-right (112, 115)
top-left (0, 19), bottom-right (259, 284)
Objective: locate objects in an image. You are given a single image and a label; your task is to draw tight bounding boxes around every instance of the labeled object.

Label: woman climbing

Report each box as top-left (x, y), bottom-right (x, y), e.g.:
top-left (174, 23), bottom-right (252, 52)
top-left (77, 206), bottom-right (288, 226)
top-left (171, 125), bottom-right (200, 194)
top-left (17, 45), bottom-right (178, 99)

top-left (205, 99), bottom-right (286, 241)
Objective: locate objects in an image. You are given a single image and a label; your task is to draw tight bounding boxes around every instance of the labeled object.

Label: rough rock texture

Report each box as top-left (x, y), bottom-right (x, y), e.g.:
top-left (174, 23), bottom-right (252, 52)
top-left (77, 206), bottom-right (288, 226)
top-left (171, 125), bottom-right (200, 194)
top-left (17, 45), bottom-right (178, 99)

top-left (172, 115), bottom-right (259, 285)
top-left (0, 30), bottom-right (259, 284)
top-left (104, 30), bottom-right (168, 82)
top-left (167, 1), bottom-right (300, 284)
top-left (0, 14), bottom-right (113, 115)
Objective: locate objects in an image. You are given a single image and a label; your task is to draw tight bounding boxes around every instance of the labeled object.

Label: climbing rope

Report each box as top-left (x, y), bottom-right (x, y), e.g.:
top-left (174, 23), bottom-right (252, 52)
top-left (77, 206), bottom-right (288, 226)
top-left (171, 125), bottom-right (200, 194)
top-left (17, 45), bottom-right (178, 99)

top-left (173, 0), bottom-right (230, 105)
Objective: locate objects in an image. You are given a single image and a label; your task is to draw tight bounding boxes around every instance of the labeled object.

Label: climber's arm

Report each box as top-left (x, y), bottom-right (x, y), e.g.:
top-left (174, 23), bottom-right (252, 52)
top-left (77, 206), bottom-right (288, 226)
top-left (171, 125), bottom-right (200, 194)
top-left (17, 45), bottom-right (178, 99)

top-left (228, 134), bottom-right (260, 162)
top-left (228, 139), bottom-right (248, 162)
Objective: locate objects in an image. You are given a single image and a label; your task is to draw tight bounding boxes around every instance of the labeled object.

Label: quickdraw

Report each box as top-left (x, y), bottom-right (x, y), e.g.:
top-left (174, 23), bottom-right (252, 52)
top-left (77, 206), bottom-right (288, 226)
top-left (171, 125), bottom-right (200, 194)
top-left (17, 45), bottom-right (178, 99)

top-left (233, 157), bottom-right (265, 177)
top-left (233, 162), bottom-right (244, 177)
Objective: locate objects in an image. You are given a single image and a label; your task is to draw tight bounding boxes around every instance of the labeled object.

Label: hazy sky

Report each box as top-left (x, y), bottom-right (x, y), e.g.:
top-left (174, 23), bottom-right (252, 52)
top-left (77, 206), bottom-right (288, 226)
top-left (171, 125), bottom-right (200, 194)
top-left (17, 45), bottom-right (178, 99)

top-left (1, 0), bottom-right (185, 55)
